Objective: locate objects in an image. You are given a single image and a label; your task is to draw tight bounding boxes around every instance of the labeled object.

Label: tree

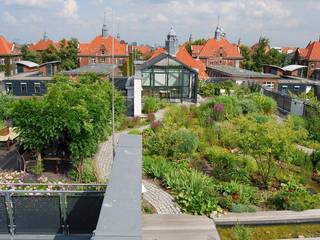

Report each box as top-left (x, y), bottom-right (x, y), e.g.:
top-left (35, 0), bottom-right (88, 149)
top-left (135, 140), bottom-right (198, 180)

top-left (265, 48), bottom-right (286, 67)
top-left (252, 38), bottom-right (269, 72)
top-left (41, 44), bottom-right (60, 63)
top-left (9, 74), bottom-right (126, 177)
top-left (21, 45), bottom-right (42, 63)
top-left (59, 38), bottom-right (79, 70)
top-left (121, 50), bottom-right (139, 76)
top-left (240, 45), bottom-right (254, 70)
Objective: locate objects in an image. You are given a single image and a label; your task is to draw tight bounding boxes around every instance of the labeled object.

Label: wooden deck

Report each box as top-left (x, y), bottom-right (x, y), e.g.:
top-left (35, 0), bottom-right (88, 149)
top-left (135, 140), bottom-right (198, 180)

top-left (143, 214), bottom-right (221, 240)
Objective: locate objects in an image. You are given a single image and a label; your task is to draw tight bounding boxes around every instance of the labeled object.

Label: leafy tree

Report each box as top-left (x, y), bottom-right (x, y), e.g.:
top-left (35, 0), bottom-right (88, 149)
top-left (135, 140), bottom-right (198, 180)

top-left (21, 45), bottom-right (42, 63)
top-left (121, 50), bottom-right (140, 76)
top-left (41, 44), bottom-right (60, 63)
top-left (9, 74), bottom-right (126, 177)
top-left (252, 38), bottom-right (269, 72)
top-left (240, 45), bottom-right (254, 70)
top-left (265, 48), bottom-right (286, 67)
top-left (58, 38), bottom-right (79, 70)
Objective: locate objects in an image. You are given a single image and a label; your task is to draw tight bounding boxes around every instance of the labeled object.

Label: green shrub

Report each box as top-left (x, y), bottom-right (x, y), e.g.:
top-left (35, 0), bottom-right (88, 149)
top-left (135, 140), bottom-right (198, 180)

top-left (269, 181), bottom-right (320, 211)
top-left (143, 155), bottom-right (219, 215)
top-left (238, 98), bottom-right (259, 114)
top-left (69, 159), bottom-right (98, 183)
top-left (232, 223), bottom-right (252, 240)
top-left (143, 97), bottom-right (160, 113)
top-left (230, 203), bottom-right (258, 213)
top-left (169, 128), bottom-right (199, 158)
top-left (287, 115), bottom-right (306, 131)
top-left (205, 146), bottom-right (256, 182)
top-left (164, 105), bottom-right (194, 128)
top-left (143, 127), bottom-right (198, 159)
top-left (312, 151), bottom-right (320, 171)
top-left (251, 94), bottom-right (277, 114)
top-left (217, 182), bottom-right (260, 210)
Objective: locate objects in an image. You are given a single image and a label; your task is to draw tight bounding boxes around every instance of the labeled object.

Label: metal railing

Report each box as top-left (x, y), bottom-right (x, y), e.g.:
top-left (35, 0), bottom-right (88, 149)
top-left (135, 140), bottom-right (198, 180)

top-left (0, 183), bottom-right (106, 237)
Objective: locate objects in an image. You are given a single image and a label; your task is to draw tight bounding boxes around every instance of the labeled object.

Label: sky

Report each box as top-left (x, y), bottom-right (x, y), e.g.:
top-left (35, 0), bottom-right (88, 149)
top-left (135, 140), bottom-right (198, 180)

top-left (1, 0), bottom-right (320, 48)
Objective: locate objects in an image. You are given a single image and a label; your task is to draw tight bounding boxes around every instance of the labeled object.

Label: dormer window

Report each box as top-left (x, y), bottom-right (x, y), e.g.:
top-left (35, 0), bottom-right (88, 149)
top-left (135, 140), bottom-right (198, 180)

top-left (102, 50), bottom-right (105, 55)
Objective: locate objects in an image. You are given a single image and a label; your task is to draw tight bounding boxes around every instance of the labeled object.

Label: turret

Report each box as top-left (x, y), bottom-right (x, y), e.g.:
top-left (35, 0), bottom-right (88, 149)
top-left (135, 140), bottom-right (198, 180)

top-left (165, 26), bottom-right (179, 56)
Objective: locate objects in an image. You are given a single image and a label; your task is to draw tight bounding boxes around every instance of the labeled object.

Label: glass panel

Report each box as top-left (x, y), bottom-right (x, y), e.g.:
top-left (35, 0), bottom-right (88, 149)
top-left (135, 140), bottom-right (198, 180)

top-left (142, 73), bottom-right (150, 86)
top-left (155, 58), bottom-right (182, 67)
top-left (183, 73), bottom-right (190, 86)
top-left (12, 196), bottom-right (61, 234)
top-left (168, 72), bottom-right (179, 86)
top-left (0, 196), bottom-right (8, 233)
top-left (154, 74), bottom-right (166, 86)
top-left (66, 195), bottom-right (104, 234)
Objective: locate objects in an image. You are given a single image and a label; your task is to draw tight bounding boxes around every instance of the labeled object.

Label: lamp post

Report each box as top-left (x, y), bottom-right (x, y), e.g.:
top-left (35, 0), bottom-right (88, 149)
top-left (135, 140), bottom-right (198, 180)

top-left (111, 9), bottom-right (116, 159)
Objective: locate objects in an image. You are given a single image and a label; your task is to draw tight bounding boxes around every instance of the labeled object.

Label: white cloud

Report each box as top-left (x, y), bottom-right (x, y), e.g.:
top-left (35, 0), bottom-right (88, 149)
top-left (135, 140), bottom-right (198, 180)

top-left (0, 0), bottom-right (60, 7)
top-left (151, 13), bottom-right (169, 23)
top-left (3, 11), bottom-right (17, 25)
top-left (60, 0), bottom-right (79, 20)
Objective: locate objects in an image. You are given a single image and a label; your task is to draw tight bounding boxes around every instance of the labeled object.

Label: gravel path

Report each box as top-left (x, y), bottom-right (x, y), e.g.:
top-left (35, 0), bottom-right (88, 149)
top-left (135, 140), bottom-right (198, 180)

top-left (143, 180), bottom-right (182, 214)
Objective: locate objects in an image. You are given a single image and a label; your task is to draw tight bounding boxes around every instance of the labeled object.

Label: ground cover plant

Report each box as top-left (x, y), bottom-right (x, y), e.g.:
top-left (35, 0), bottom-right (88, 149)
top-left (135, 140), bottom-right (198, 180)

top-left (143, 85), bottom-right (320, 215)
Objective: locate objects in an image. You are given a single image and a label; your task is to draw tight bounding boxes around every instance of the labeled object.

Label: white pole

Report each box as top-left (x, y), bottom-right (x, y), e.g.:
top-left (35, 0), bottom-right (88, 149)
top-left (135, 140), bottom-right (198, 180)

top-left (111, 9), bottom-right (115, 159)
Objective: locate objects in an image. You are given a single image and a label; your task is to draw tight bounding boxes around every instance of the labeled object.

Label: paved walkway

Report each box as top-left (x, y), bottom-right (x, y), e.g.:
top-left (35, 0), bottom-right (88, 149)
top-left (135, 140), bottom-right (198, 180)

top-left (143, 214), bottom-right (221, 240)
top-left (143, 180), bottom-right (181, 214)
top-left (94, 108), bottom-right (167, 181)
top-left (213, 209), bottom-right (320, 226)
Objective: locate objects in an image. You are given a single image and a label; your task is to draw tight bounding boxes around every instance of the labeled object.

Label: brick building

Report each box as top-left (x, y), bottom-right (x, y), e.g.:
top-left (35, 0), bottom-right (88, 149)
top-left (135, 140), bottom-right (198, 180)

top-left (292, 40), bottom-right (320, 80)
top-left (0, 35), bottom-right (21, 76)
top-left (191, 24), bottom-right (243, 68)
top-left (78, 23), bottom-right (128, 67)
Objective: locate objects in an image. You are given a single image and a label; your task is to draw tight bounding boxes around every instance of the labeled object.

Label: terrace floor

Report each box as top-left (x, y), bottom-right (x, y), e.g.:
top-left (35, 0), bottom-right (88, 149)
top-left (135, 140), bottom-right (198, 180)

top-left (143, 214), bottom-right (220, 240)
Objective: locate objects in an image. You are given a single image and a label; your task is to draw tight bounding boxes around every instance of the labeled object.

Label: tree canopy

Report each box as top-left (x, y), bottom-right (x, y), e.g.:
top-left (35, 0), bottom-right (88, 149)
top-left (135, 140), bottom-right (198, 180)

top-left (9, 73), bottom-right (126, 174)
top-left (240, 37), bottom-right (286, 72)
top-left (21, 38), bottom-right (80, 70)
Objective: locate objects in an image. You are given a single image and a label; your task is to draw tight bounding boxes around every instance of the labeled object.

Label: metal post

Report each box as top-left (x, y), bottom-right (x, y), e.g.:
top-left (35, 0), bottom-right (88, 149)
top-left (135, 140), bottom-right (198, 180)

top-left (111, 9), bottom-right (116, 159)
top-left (5, 193), bottom-right (15, 237)
top-left (60, 193), bottom-right (68, 235)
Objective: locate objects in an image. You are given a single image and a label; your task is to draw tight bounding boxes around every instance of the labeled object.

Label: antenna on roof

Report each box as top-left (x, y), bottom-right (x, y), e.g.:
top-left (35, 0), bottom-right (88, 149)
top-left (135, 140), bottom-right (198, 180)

top-left (217, 15), bottom-right (220, 27)
top-left (102, 11), bottom-right (108, 38)
top-left (43, 25), bottom-right (48, 40)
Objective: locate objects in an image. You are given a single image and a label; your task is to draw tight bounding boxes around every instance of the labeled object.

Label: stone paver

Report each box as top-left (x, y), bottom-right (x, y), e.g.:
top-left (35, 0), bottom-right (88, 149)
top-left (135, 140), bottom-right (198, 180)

top-left (143, 214), bottom-right (221, 240)
top-left (94, 108), bottom-right (167, 181)
top-left (213, 209), bottom-right (320, 226)
top-left (143, 180), bottom-right (181, 214)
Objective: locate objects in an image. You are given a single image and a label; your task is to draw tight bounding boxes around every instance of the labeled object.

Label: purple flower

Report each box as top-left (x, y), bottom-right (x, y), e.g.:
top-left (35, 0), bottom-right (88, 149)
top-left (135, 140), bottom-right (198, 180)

top-left (213, 103), bottom-right (225, 113)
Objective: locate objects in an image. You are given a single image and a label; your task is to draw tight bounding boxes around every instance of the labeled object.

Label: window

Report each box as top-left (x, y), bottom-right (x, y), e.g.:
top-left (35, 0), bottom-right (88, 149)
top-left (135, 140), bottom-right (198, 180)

top-left (100, 57), bottom-right (105, 63)
top-left (168, 72), bottom-right (179, 86)
top-left (5, 83), bottom-right (12, 93)
top-left (0, 58), bottom-right (4, 65)
top-left (20, 83), bottom-right (27, 93)
top-left (154, 73), bottom-right (166, 86)
top-left (294, 85), bottom-right (300, 93)
top-left (281, 85), bottom-right (288, 93)
top-left (90, 58), bottom-right (96, 64)
top-left (142, 73), bottom-right (150, 86)
top-left (102, 50), bottom-right (105, 55)
top-left (34, 83), bottom-right (41, 94)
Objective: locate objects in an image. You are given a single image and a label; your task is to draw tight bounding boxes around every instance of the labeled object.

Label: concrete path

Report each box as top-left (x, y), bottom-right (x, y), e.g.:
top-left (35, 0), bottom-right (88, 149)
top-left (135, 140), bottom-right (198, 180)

top-left (213, 209), bottom-right (320, 226)
top-left (142, 180), bottom-right (181, 214)
top-left (143, 214), bottom-right (221, 240)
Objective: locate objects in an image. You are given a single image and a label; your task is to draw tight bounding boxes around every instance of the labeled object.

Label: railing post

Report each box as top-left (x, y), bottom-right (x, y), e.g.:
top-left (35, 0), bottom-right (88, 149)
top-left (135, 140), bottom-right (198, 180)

top-left (59, 192), bottom-right (69, 235)
top-left (5, 193), bottom-right (15, 237)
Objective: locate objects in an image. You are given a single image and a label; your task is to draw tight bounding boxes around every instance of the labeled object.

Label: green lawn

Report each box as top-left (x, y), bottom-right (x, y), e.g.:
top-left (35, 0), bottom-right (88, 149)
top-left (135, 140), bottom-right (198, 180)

top-left (0, 121), bottom-right (5, 129)
top-left (218, 224), bottom-right (320, 240)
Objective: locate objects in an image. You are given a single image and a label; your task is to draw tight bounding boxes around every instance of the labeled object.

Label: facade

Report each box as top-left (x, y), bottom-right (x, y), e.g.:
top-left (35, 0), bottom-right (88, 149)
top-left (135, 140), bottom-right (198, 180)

top-left (292, 40), bottom-right (320, 80)
top-left (263, 64), bottom-right (307, 78)
top-left (207, 65), bottom-right (280, 90)
top-left (139, 27), bottom-right (199, 102)
top-left (78, 23), bottom-right (128, 67)
top-left (191, 24), bottom-right (243, 68)
top-left (0, 35), bottom-right (21, 76)
top-left (278, 77), bottom-right (315, 95)
top-left (2, 71), bottom-right (53, 97)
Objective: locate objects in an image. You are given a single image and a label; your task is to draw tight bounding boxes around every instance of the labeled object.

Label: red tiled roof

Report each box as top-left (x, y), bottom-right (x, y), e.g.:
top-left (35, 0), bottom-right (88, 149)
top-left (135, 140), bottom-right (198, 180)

top-left (302, 41), bottom-right (320, 61)
top-left (199, 38), bottom-right (243, 59)
top-left (191, 45), bottom-right (204, 57)
top-left (0, 35), bottom-right (19, 55)
top-left (29, 39), bottom-right (56, 51)
top-left (133, 45), bottom-right (152, 55)
top-left (79, 35), bottom-right (128, 56)
top-left (149, 46), bottom-right (208, 80)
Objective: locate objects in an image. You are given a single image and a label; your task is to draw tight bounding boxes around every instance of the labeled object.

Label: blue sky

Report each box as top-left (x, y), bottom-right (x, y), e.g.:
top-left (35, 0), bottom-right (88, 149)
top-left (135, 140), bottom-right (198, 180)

top-left (1, 0), bottom-right (319, 47)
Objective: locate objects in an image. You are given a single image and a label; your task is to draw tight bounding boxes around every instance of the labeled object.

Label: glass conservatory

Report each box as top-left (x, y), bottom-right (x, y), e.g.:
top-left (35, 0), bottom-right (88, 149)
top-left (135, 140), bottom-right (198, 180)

top-left (140, 56), bottom-right (198, 103)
